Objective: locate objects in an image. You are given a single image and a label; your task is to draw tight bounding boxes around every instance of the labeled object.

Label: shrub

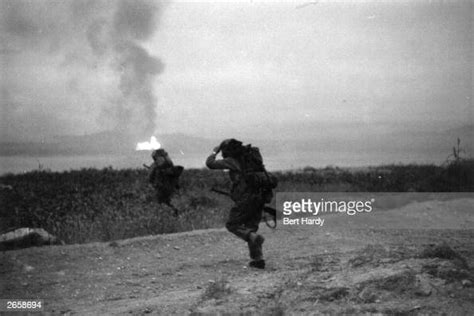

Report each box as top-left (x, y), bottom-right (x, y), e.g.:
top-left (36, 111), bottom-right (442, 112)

top-left (1, 160), bottom-right (472, 244)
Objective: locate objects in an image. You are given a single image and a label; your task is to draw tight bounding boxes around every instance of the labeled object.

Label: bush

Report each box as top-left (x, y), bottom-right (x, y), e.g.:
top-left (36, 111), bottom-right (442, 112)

top-left (438, 159), bottom-right (474, 191)
top-left (1, 161), bottom-right (472, 244)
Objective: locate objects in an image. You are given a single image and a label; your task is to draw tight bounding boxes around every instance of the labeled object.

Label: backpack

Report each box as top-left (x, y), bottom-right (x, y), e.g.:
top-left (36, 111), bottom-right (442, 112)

top-left (238, 145), bottom-right (278, 203)
top-left (151, 164), bottom-right (183, 190)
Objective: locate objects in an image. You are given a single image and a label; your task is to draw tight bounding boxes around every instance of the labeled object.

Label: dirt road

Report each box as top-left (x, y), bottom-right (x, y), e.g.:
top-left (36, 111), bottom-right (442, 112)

top-left (1, 198), bottom-right (474, 315)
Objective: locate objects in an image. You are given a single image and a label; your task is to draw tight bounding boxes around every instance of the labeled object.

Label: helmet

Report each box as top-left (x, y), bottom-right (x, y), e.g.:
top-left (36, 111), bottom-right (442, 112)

top-left (220, 139), bottom-right (243, 158)
top-left (152, 149), bottom-right (167, 160)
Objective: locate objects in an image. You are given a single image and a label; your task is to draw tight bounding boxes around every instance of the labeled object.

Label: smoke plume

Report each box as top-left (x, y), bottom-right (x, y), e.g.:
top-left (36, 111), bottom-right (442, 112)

top-left (1, 0), bottom-right (164, 141)
top-left (88, 0), bottom-right (164, 139)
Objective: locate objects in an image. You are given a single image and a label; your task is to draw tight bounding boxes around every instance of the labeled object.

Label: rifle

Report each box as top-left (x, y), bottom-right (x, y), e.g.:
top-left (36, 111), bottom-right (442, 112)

top-left (211, 187), bottom-right (277, 229)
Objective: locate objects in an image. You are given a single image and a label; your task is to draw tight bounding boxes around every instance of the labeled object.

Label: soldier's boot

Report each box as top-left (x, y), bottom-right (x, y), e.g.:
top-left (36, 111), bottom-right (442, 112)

top-left (249, 260), bottom-right (265, 269)
top-left (248, 233), bottom-right (265, 269)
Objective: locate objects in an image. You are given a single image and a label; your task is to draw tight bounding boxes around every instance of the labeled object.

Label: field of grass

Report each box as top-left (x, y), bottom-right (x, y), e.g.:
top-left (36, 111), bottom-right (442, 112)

top-left (1, 159), bottom-right (473, 244)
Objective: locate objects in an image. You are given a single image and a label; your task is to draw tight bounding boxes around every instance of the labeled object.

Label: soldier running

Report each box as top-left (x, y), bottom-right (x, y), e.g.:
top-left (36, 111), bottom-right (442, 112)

top-left (148, 149), bottom-right (183, 216)
top-left (206, 139), bottom-right (276, 269)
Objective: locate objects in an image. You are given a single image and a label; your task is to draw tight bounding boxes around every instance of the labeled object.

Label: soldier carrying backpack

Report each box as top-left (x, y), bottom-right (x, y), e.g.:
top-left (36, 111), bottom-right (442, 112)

top-left (149, 149), bottom-right (183, 216)
top-left (206, 139), bottom-right (278, 269)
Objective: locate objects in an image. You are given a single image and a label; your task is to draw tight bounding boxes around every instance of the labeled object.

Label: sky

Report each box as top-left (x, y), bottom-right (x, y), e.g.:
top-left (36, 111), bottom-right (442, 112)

top-left (1, 0), bottom-right (473, 143)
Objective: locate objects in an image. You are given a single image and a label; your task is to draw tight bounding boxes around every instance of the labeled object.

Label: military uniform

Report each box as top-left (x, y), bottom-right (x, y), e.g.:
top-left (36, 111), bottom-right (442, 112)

top-left (206, 150), bottom-right (266, 267)
top-left (149, 150), bottom-right (181, 206)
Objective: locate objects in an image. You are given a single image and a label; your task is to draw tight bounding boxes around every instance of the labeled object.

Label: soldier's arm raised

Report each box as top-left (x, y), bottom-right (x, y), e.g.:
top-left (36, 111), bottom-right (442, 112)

top-left (206, 148), bottom-right (240, 171)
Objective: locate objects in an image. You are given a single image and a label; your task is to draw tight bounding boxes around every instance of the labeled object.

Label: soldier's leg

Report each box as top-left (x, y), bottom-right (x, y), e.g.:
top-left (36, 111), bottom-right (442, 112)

top-left (225, 205), bottom-right (254, 242)
top-left (227, 213), bottom-right (264, 263)
top-left (247, 232), bottom-right (264, 261)
top-left (246, 201), bottom-right (265, 262)
top-left (225, 197), bottom-right (266, 268)
top-left (155, 186), bottom-right (179, 216)
top-left (155, 186), bottom-right (170, 204)
top-left (225, 194), bottom-right (264, 240)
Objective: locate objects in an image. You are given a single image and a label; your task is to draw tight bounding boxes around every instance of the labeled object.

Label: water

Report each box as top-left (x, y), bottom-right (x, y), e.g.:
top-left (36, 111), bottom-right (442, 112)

top-left (0, 150), bottom-right (444, 175)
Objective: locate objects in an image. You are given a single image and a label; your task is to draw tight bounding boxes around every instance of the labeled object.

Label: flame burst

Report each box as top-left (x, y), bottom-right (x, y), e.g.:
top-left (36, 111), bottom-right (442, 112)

top-left (136, 136), bottom-right (161, 151)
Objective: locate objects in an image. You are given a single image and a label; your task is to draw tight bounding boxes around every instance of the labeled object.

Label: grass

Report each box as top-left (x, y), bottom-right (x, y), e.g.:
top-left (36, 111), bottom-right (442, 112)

top-left (1, 159), bottom-right (473, 244)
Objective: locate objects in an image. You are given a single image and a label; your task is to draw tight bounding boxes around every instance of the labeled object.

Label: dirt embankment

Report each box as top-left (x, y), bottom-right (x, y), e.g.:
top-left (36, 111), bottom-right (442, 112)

top-left (1, 198), bottom-right (474, 315)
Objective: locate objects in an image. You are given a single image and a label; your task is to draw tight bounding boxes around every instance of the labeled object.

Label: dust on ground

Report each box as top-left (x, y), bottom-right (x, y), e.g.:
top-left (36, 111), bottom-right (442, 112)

top-left (1, 198), bottom-right (473, 315)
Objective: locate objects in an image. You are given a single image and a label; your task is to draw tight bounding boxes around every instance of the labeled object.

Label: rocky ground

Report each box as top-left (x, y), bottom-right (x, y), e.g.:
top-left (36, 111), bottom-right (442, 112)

top-left (1, 198), bottom-right (474, 315)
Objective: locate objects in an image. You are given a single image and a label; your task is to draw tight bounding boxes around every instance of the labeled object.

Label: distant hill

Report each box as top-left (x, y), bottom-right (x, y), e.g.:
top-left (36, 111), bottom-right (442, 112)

top-left (0, 131), bottom-right (217, 156)
top-left (1, 125), bottom-right (472, 161)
